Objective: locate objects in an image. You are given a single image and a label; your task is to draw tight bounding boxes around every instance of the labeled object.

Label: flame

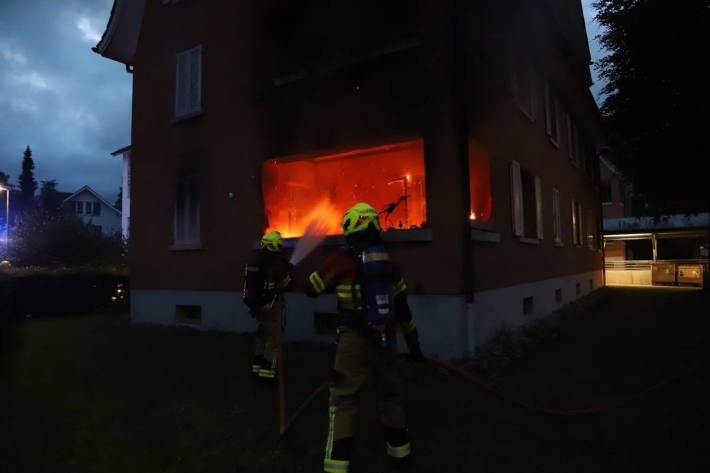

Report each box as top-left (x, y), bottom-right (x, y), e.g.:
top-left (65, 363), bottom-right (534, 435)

top-left (266, 199), bottom-right (341, 239)
top-left (469, 212), bottom-right (477, 220)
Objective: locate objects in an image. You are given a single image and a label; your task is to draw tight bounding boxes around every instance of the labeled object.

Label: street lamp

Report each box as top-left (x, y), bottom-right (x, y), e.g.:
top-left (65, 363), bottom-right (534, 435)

top-left (0, 185), bottom-right (9, 250)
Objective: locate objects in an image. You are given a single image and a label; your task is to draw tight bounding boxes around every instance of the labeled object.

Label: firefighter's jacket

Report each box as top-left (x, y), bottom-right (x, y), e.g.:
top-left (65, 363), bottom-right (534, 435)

top-left (307, 248), bottom-right (418, 335)
top-left (251, 253), bottom-right (293, 311)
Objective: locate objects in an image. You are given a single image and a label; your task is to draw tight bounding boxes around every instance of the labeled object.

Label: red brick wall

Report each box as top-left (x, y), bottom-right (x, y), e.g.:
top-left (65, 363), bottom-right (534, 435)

top-left (129, 0), bottom-right (602, 296)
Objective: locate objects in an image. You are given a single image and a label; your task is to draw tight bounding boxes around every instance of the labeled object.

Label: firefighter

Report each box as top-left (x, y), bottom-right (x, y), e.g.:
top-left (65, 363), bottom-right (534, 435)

top-left (243, 231), bottom-right (293, 382)
top-left (307, 202), bottom-right (424, 472)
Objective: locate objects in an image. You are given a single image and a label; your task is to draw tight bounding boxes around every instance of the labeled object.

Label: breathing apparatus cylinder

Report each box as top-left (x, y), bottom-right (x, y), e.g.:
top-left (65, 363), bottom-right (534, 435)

top-left (361, 246), bottom-right (394, 348)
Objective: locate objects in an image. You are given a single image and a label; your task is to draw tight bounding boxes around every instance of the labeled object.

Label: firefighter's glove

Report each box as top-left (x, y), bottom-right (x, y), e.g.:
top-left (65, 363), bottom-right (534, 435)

top-left (406, 346), bottom-right (424, 363)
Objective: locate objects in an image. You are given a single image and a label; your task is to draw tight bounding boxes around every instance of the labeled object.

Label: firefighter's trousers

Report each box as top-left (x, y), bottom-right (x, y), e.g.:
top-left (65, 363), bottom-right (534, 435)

top-left (253, 299), bottom-right (283, 378)
top-left (324, 326), bottom-right (410, 471)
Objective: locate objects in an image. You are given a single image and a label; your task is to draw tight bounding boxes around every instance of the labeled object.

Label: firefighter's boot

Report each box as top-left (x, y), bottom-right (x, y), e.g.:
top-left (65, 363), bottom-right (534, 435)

top-left (385, 427), bottom-right (412, 471)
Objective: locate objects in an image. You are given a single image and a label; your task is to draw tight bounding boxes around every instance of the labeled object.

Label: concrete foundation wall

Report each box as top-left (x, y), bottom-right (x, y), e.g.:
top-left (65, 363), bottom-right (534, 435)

top-left (130, 270), bottom-right (601, 358)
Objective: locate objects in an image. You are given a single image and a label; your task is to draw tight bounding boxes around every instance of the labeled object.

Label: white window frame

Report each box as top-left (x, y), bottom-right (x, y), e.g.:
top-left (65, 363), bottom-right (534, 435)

top-left (173, 175), bottom-right (201, 246)
top-left (544, 81), bottom-right (561, 147)
top-left (175, 45), bottom-right (202, 119)
top-left (571, 200), bottom-right (583, 247)
top-left (552, 187), bottom-right (561, 244)
top-left (511, 160), bottom-right (543, 242)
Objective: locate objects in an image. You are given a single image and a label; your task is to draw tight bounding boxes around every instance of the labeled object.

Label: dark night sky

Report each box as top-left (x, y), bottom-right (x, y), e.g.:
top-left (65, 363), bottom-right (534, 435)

top-left (0, 1), bottom-right (603, 204)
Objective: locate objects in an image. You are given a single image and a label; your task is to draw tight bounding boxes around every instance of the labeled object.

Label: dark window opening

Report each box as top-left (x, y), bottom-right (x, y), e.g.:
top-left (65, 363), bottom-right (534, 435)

top-left (521, 169), bottom-right (537, 239)
top-left (174, 174), bottom-right (201, 244)
top-left (523, 296), bottom-right (534, 316)
top-left (575, 282), bottom-right (581, 296)
top-left (600, 182), bottom-right (612, 203)
top-left (468, 138), bottom-right (492, 222)
top-left (264, 0), bottom-right (419, 78)
top-left (589, 279), bottom-right (593, 291)
top-left (176, 305), bottom-right (201, 324)
top-left (555, 288), bottom-right (562, 303)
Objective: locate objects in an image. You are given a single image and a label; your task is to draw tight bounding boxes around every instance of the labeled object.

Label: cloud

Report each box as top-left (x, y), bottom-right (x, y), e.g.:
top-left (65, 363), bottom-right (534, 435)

top-left (75, 15), bottom-right (102, 43)
top-left (8, 71), bottom-right (52, 90)
top-left (0, 41), bottom-right (27, 65)
top-left (0, 0), bottom-right (129, 200)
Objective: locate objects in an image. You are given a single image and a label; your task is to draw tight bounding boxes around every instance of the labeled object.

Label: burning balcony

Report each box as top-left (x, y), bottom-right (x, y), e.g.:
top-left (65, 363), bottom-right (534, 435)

top-left (263, 140), bottom-right (427, 238)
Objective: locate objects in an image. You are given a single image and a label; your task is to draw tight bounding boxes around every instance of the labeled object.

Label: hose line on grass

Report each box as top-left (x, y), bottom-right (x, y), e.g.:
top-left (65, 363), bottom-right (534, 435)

top-left (278, 355), bottom-right (707, 435)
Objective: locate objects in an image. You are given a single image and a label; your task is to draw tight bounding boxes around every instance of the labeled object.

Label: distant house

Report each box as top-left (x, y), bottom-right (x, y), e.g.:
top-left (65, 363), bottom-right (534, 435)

top-left (111, 145), bottom-right (131, 240)
top-left (63, 186), bottom-right (121, 236)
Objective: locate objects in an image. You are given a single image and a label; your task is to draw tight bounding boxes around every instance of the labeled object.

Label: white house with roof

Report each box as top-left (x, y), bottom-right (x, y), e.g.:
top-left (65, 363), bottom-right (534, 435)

top-left (63, 186), bottom-right (122, 236)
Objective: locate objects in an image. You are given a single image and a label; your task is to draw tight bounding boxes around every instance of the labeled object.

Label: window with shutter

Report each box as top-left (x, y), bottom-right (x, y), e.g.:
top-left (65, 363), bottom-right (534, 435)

top-left (510, 161), bottom-right (523, 236)
top-left (509, 53), bottom-right (536, 121)
top-left (571, 200), bottom-right (583, 247)
top-left (552, 188), bottom-right (561, 243)
top-left (93, 202), bottom-right (101, 216)
top-left (175, 45), bottom-right (202, 119)
top-left (544, 81), bottom-right (560, 146)
top-left (534, 175), bottom-right (543, 240)
top-left (76, 201), bottom-right (83, 214)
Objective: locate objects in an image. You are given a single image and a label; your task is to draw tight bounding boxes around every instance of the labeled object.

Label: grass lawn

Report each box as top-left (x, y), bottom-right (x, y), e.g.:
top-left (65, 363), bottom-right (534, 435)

top-left (1, 287), bottom-right (709, 473)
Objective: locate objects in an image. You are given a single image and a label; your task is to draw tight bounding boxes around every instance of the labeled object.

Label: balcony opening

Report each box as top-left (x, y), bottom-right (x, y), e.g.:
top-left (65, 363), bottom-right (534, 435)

top-left (263, 139), bottom-right (427, 238)
top-left (468, 138), bottom-right (492, 222)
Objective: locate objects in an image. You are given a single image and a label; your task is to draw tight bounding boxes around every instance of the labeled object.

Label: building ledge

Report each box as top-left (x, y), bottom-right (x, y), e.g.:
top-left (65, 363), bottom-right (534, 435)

top-left (169, 242), bottom-right (203, 251)
top-left (255, 228), bottom-right (433, 250)
top-left (518, 236), bottom-right (540, 245)
top-left (171, 109), bottom-right (205, 125)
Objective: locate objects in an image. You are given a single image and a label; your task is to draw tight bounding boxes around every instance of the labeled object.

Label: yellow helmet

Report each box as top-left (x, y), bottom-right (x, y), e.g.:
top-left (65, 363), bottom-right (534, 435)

top-left (261, 231), bottom-right (284, 252)
top-left (341, 202), bottom-right (381, 236)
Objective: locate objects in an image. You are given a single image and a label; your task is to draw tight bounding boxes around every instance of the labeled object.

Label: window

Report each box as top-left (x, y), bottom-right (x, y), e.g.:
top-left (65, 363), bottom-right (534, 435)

top-left (263, 140), bottom-right (426, 238)
top-left (76, 201), bottom-right (83, 214)
top-left (600, 182), bottom-right (612, 203)
top-left (567, 115), bottom-right (581, 166)
top-left (92, 202), bottom-right (101, 216)
top-left (523, 296), bottom-right (534, 315)
top-left (468, 138), bottom-right (492, 222)
top-left (176, 305), bottom-right (201, 325)
top-left (586, 209), bottom-right (597, 250)
top-left (85, 202), bottom-right (93, 215)
top-left (575, 282), bottom-right (581, 296)
top-left (544, 81), bottom-right (561, 146)
top-left (174, 175), bottom-right (201, 245)
top-left (571, 200), bottom-right (583, 246)
top-left (555, 288), bottom-right (562, 304)
top-left (510, 161), bottom-right (542, 240)
top-left (175, 45), bottom-right (202, 118)
top-left (583, 140), bottom-right (596, 179)
top-left (552, 187), bottom-right (561, 243)
top-left (509, 53), bottom-right (536, 120)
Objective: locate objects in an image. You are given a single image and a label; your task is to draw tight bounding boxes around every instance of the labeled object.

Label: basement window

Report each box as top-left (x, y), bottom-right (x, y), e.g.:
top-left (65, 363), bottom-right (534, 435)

top-left (468, 138), bottom-right (492, 223)
top-left (176, 305), bottom-right (201, 325)
top-left (523, 296), bottom-right (534, 316)
top-left (262, 139), bottom-right (427, 238)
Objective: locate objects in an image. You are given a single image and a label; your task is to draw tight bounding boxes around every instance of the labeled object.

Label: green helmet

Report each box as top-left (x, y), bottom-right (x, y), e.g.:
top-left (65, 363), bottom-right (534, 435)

top-left (341, 202), bottom-right (381, 236)
top-left (261, 231), bottom-right (284, 252)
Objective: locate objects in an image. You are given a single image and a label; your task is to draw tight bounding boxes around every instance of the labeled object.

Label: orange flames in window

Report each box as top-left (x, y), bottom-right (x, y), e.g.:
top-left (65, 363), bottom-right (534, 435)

top-left (263, 140), bottom-right (427, 238)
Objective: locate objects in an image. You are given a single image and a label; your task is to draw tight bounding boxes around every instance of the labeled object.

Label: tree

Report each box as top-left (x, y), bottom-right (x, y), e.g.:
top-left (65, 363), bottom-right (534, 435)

top-left (594, 0), bottom-right (709, 216)
top-left (17, 145), bottom-right (38, 212)
top-left (38, 180), bottom-right (63, 218)
top-left (0, 171), bottom-right (9, 187)
top-left (114, 186), bottom-right (122, 211)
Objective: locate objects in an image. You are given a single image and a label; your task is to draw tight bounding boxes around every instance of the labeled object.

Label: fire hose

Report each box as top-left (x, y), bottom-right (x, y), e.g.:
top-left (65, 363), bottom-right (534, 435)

top-left (278, 352), bottom-right (706, 435)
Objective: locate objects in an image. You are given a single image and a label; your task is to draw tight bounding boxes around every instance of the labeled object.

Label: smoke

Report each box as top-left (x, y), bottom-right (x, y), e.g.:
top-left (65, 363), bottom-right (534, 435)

top-left (289, 200), bottom-right (340, 265)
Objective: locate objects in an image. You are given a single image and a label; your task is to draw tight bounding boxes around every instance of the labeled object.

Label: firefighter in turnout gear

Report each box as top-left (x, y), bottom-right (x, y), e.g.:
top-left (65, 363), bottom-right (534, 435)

top-left (307, 203), bottom-right (424, 472)
top-left (243, 231), bottom-right (293, 382)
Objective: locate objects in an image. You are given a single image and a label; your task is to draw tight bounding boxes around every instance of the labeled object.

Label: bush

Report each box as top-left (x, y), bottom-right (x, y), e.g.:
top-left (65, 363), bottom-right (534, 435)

top-left (1, 208), bottom-right (125, 268)
top-left (0, 267), bottom-right (128, 318)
